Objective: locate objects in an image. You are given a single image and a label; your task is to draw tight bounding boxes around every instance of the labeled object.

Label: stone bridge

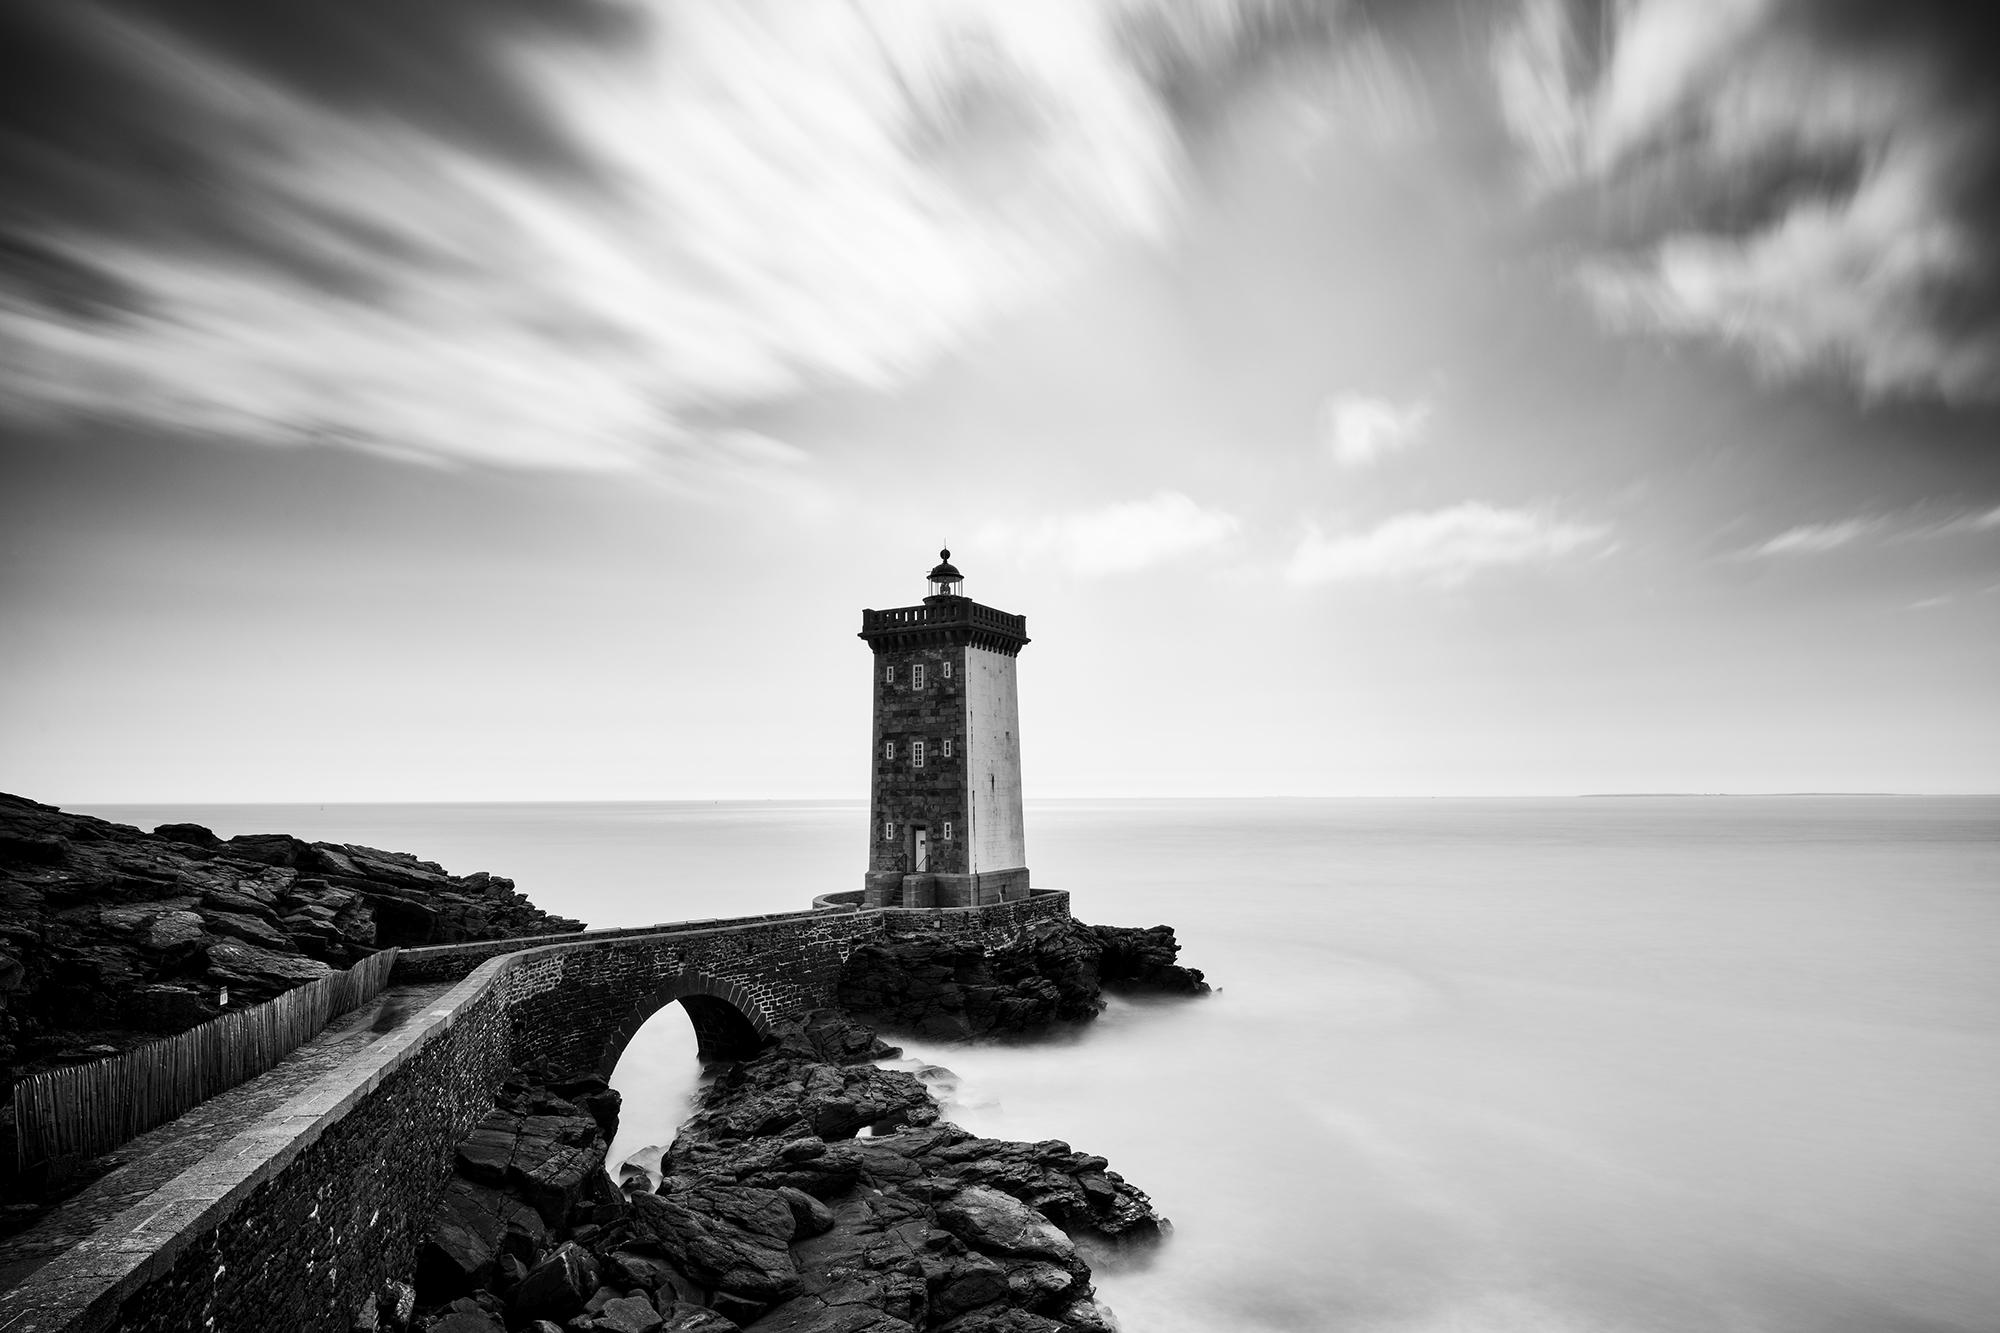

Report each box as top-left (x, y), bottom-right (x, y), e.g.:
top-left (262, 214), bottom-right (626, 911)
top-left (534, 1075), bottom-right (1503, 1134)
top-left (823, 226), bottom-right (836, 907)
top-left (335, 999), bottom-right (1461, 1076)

top-left (0, 891), bottom-right (1072, 1333)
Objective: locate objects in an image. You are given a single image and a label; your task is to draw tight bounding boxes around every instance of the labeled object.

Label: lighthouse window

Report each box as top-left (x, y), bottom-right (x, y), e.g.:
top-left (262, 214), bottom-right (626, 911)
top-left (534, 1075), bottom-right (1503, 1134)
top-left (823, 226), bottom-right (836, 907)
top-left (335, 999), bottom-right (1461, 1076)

top-left (884, 740), bottom-right (894, 760)
top-left (912, 664), bottom-right (926, 689)
top-left (942, 738), bottom-right (953, 758)
top-left (912, 740), bottom-right (926, 769)
top-left (942, 662), bottom-right (952, 679)
top-left (943, 821), bottom-right (953, 839)
top-left (885, 664), bottom-right (894, 684)
top-left (884, 820), bottom-right (894, 840)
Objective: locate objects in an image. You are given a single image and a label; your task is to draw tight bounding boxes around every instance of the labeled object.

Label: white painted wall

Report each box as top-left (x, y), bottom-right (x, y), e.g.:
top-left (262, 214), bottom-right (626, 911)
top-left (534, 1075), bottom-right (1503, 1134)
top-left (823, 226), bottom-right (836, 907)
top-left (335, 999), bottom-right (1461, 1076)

top-left (963, 646), bottom-right (1026, 872)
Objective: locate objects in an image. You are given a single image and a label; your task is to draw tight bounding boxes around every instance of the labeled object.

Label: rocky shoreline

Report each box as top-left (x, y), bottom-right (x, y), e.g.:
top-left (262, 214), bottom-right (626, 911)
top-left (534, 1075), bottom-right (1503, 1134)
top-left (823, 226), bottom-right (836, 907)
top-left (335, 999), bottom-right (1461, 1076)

top-left (395, 998), bottom-right (1191, 1333)
top-left (0, 793), bottom-right (585, 1088)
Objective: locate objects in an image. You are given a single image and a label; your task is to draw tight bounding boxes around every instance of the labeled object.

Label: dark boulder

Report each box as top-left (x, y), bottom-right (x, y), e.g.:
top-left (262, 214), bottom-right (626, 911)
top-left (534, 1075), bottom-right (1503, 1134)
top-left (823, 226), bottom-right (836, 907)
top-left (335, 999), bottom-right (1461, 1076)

top-left (1091, 924), bottom-right (1209, 996)
top-left (509, 1241), bottom-right (600, 1324)
top-left (153, 823), bottom-right (222, 848)
top-left (415, 1178), bottom-right (549, 1299)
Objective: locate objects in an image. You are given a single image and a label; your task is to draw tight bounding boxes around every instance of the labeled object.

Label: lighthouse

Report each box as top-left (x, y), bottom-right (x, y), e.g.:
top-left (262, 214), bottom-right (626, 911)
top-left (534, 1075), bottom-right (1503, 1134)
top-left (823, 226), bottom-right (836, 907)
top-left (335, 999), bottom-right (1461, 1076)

top-left (859, 550), bottom-right (1031, 908)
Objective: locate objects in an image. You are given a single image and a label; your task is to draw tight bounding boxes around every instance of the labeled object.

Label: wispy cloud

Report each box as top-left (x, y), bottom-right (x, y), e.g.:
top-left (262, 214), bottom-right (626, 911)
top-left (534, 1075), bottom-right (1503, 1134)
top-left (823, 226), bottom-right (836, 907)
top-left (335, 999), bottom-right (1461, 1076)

top-left (1742, 504), bottom-right (2000, 557)
top-left (1493, 0), bottom-right (2000, 403)
top-left (1747, 517), bottom-right (1887, 557)
top-left (0, 1), bottom-right (1311, 473)
top-left (1320, 393), bottom-right (1431, 468)
top-left (1288, 502), bottom-right (1611, 587)
top-left (980, 491), bottom-right (1239, 575)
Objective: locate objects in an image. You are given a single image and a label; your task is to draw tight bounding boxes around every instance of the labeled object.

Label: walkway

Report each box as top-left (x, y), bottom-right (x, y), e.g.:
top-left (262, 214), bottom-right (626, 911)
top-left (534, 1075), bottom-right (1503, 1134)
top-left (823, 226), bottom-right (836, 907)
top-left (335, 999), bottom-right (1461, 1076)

top-left (0, 982), bottom-right (450, 1296)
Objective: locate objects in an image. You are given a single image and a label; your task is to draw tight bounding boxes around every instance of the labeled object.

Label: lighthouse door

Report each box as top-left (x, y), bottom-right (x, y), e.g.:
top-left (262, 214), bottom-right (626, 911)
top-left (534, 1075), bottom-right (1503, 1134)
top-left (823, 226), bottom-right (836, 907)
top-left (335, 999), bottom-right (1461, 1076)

top-left (912, 826), bottom-right (929, 873)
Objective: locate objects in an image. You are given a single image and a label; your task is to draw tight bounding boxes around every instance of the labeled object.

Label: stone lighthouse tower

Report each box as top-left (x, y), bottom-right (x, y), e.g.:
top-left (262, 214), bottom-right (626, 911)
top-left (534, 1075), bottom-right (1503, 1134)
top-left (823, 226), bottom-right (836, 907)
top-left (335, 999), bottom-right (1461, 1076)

top-left (859, 550), bottom-right (1031, 908)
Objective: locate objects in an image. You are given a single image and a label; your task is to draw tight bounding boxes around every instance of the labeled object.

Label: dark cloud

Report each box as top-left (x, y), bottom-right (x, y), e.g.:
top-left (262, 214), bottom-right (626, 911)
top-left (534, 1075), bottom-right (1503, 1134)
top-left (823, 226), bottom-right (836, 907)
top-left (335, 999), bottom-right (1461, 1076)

top-left (100, 0), bottom-right (636, 172)
top-left (0, 234), bottom-right (140, 323)
top-left (1515, 0), bottom-right (2000, 403)
top-left (0, 0), bottom-right (624, 261)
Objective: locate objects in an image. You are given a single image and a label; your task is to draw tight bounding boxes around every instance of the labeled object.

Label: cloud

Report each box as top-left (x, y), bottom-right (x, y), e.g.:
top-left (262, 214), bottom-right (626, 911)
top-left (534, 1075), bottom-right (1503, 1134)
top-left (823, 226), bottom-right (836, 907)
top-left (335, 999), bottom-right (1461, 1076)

top-left (1288, 502), bottom-right (1611, 587)
top-left (1747, 516), bottom-right (1886, 557)
top-left (1743, 503), bottom-right (2000, 556)
top-left (1320, 393), bottom-right (1431, 467)
top-left (1492, 0), bottom-right (2000, 403)
top-left (0, 0), bottom-right (1315, 473)
top-left (1930, 505), bottom-right (2000, 538)
top-left (980, 491), bottom-right (1239, 575)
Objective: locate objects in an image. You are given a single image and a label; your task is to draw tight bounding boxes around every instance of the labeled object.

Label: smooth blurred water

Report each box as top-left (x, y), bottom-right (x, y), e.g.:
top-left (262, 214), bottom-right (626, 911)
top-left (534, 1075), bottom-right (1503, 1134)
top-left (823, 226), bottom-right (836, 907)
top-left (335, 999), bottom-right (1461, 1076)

top-left (84, 797), bottom-right (2000, 1332)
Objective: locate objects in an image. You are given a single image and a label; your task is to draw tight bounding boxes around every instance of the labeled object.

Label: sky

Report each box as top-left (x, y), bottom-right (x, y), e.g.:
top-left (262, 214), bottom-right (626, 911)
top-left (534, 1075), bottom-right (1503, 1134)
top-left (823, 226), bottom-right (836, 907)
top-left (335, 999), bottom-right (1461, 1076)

top-left (2, 0), bottom-right (1997, 802)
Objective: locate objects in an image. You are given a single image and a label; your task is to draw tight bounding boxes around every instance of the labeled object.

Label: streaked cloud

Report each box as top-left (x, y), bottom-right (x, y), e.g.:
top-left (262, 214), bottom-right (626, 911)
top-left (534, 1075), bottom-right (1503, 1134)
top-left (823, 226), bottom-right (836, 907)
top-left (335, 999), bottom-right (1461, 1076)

top-left (1493, 0), bottom-right (2000, 403)
top-left (1743, 504), bottom-right (2000, 557)
top-left (1747, 517), bottom-right (1887, 558)
top-left (0, 0), bottom-right (1317, 474)
top-left (1320, 393), bottom-right (1431, 468)
top-left (980, 491), bottom-right (1239, 575)
top-left (1288, 502), bottom-right (1612, 587)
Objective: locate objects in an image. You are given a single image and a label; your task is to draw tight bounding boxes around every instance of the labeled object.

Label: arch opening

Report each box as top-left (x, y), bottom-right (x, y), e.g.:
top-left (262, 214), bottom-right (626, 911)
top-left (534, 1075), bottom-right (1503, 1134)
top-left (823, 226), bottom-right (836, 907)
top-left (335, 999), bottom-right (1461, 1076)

top-left (597, 971), bottom-right (777, 1186)
top-left (598, 972), bottom-right (774, 1078)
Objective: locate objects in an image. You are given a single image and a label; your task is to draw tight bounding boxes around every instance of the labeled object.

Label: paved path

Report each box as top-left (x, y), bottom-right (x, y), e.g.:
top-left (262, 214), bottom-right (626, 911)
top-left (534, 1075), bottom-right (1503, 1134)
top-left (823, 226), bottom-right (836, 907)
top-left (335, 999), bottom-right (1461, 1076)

top-left (0, 983), bottom-right (452, 1294)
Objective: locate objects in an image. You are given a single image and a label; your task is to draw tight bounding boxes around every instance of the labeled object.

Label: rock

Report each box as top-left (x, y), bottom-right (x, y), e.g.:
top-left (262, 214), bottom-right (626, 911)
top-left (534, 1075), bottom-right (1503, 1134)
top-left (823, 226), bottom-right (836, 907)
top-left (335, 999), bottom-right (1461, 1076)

top-left (775, 1186), bottom-right (835, 1238)
top-left (1054, 1297), bottom-right (1119, 1332)
top-left (424, 1312), bottom-right (504, 1333)
top-left (630, 1186), bottom-right (799, 1302)
top-left (932, 1187), bottom-right (1076, 1262)
top-left (153, 822), bottom-right (222, 848)
top-left (1091, 924), bottom-right (1209, 996)
top-left (935, 1310), bottom-right (1065, 1333)
top-left (0, 832), bottom-right (69, 864)
top-left (141, 909), bottom-right (208, 954)
top-left (509, 1242), bottom-right (600, 1324)
top-left (742, 1284), bottom-right (918, 1333)
top-left (204, 939), bottom-right (333, 990)
top-left (604, 1250), bottom-right (706, 1306)
top-left (202, 908), bottom-right (293, 951)
top-left (675, 1051), bottom-right (935, 1146)
top-left (222, 833), bottom-right (318, 867)
top-left (660, 1304), bottom-right (741, 1332)
top-left (417, 1178), bottom-right (549, 1299)
top-left (200, 884), bottom-right (280, 917)
top-left (591, 1294), bottom-right (667, 1332)
top-left (124, 983), bottom-right (218, 1032)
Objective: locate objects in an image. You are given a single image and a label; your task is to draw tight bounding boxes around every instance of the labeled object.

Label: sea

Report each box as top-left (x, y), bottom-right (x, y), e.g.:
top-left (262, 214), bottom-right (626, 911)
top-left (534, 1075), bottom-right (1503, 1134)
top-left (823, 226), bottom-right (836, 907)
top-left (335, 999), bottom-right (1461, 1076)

top-left (78, 796), bottom-right (2000, 1333)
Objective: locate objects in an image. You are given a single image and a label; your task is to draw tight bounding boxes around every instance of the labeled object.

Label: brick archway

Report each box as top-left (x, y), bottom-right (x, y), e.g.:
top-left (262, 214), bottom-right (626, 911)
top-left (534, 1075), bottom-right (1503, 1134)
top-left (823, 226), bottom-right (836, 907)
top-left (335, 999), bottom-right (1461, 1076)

top-left (596, 968), bottom-right (775, 1071)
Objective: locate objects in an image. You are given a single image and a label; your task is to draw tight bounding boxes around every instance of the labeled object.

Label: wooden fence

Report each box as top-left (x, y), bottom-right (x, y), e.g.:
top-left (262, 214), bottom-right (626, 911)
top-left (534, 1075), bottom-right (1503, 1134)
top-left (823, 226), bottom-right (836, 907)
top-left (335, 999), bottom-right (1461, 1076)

top-left (9, 947), bottom-right (400, 1174)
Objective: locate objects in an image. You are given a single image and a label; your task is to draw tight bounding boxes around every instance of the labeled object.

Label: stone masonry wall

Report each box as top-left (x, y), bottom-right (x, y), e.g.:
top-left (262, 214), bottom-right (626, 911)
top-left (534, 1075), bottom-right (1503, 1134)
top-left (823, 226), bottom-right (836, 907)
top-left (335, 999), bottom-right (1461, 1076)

top-left (499, 912), bottom-right (887, 1073)
top-left (878, 891), bottom-right (1070, 944)
top-left (91, 981), bottom-right (514, 1333)
top-left (869, 645), bottom-right (970, 878)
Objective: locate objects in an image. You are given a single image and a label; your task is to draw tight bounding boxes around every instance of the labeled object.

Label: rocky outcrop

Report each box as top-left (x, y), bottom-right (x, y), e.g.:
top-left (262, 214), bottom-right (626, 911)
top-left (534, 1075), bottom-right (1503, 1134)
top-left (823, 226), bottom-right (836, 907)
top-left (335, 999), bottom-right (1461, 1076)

top-left (1087, 925), bottom-right (1208, 997)
top-left (0, 793), bottom-right (585, 1088)
top-left (405, 1012), bottom-right (1161, 1333)
top-left (836, 919), bottom-right (1207, 1040)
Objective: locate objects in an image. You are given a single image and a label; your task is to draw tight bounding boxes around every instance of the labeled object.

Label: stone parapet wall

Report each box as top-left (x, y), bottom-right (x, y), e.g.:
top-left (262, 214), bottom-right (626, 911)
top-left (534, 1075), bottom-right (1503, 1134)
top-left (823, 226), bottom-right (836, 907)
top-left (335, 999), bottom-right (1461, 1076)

top-left (391, 907), bottom-right (854, 984)
top-left (4, 964), bottom-right (515, 1333)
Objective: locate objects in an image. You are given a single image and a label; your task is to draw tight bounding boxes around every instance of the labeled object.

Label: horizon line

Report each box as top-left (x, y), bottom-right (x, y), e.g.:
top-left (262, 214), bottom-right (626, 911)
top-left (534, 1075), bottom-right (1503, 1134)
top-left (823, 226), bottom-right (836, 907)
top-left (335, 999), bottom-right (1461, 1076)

top-left (34, 790), bottom-right (1997, 809)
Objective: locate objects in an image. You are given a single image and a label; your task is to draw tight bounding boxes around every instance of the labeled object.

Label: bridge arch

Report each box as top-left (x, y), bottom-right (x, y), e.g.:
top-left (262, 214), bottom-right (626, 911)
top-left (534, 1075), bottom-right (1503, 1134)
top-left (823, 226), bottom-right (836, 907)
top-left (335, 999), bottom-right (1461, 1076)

top-left (596, 968), bottom-right (775, 1072)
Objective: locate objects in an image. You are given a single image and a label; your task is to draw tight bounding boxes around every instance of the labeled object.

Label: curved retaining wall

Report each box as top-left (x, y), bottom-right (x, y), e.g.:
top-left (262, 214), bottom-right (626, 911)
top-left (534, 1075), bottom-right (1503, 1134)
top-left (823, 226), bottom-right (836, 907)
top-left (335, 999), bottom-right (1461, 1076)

top-left (0, 892), bottom-right (1071, 1333)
